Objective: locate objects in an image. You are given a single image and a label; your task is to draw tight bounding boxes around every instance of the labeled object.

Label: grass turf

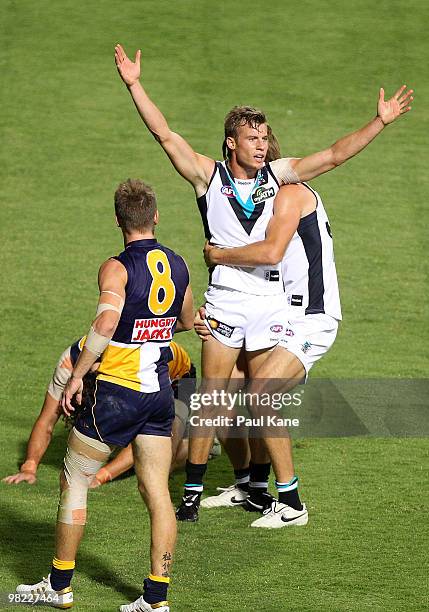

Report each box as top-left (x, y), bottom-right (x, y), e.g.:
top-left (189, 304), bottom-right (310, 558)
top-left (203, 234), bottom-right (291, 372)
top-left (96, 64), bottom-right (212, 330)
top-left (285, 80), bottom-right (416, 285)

top-left (1, 0), bottom-right (428, 610)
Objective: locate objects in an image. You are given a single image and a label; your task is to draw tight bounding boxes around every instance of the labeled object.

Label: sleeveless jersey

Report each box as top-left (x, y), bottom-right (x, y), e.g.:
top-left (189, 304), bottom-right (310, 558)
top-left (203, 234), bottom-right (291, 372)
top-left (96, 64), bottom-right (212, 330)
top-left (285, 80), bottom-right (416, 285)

top-left (197, 161), bottom-right (282, 295)
top-left (281, 184), bottom-right (342, 320)
top-left (97, 238), bottom-right (189, 393)
top-left (70, 338), bottom-right (191, 384)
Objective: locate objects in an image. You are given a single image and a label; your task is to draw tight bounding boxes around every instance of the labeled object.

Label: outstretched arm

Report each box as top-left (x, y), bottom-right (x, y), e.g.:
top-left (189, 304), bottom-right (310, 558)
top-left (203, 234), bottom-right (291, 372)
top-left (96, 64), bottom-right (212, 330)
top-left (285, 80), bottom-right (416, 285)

top-left (2, 392), bottom-right (62, 485)
top-left (115, 44), bottom-right (214, 194)
top-left (272, 86), bottom-right (414, 184)
top-left (204, 184), bottom-right (305, 267)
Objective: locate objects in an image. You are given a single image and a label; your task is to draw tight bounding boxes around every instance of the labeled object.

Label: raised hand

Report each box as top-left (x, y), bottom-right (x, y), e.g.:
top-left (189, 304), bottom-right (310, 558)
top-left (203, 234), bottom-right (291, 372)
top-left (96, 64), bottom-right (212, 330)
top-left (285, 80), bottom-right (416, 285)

top-left (378, 85), bottom-right (413, 125)
top-left (115, 44), bottom-right (141, 87)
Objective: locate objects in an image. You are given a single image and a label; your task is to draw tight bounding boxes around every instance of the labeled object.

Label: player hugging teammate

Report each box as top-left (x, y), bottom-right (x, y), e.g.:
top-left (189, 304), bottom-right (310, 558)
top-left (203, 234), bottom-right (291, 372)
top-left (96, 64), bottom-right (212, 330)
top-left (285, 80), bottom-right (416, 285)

top-left (114, 42), bottom-right (413, 531)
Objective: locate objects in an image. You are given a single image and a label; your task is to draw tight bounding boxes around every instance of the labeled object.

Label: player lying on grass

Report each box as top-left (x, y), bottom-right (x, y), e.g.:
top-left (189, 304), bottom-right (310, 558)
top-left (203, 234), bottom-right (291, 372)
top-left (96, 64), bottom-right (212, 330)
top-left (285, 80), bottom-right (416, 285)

top-left (15, 179), bottom-right (194, 612)
top-left (114, 43), bottom-right (414, 525)
top-left (3, 340), bottom-right (195, 487)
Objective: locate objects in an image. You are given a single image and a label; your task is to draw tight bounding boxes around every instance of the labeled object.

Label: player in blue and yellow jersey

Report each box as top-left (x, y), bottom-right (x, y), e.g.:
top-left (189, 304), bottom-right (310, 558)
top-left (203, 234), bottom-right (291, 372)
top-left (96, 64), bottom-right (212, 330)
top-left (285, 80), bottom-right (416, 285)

top-left (3, 340), bottom-right (195, 486)
top-left (16, 179), bottom-right (194, 612)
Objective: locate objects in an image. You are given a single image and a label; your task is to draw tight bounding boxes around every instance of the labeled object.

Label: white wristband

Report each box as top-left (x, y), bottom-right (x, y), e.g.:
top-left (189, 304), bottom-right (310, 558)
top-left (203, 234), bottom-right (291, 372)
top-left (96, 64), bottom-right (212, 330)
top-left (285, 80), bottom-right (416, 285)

top-left (85, 326), bottom-right (111, 357)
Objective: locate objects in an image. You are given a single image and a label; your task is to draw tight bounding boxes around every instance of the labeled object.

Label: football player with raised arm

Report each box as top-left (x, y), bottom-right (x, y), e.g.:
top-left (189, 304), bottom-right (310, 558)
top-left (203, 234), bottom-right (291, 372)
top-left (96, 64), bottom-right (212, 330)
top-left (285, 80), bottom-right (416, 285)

top-left (114, 43), bottom-right (413, 523)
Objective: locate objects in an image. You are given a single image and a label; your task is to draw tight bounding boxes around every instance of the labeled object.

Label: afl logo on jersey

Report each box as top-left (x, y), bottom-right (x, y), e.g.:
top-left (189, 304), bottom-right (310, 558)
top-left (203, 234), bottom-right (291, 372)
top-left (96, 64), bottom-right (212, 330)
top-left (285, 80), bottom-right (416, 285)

top-left (270, 324), bottom-right (284, 334)
top-left (252, 186), bottom-right (275, 204)
top-left (221, 185), bottom-right (235, 198)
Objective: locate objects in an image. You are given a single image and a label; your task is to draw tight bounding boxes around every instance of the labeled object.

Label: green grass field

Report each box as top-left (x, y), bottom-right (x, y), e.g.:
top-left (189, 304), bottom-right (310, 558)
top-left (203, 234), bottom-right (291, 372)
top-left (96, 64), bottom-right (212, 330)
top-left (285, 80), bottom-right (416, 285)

top-left (1, 1), bottom-right (428, 610)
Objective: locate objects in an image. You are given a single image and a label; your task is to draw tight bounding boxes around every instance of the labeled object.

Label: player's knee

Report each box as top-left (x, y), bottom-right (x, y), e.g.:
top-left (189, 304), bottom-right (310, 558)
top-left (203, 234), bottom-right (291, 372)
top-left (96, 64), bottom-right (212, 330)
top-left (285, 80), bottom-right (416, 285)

top-left (57, 444), bottom-right (106, 526)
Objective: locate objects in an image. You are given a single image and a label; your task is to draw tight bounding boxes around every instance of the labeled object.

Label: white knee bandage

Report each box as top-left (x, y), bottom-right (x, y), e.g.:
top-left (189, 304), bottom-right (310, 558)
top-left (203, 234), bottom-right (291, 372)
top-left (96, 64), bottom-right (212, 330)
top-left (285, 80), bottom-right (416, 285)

top-left (57, 447), bottom-right (105, 525)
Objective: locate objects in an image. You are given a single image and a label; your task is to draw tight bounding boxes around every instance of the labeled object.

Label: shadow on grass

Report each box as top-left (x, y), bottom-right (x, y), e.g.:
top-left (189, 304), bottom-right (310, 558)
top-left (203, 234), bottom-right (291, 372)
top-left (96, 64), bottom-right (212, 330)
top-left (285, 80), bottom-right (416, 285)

top-left (0, 504), bottom-right (140, 602)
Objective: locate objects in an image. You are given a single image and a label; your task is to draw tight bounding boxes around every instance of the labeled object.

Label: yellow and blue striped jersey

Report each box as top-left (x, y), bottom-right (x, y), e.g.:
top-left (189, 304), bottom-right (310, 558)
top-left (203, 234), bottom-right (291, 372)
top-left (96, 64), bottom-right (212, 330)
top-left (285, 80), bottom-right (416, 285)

top-left (97, 238), bottom-right (189, 393)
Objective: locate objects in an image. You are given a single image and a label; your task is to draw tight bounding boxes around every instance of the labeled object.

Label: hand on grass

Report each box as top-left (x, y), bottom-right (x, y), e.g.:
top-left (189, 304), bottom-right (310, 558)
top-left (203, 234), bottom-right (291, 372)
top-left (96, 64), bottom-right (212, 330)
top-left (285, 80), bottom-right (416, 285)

top-left (3, 471), bottom-right (37, 485)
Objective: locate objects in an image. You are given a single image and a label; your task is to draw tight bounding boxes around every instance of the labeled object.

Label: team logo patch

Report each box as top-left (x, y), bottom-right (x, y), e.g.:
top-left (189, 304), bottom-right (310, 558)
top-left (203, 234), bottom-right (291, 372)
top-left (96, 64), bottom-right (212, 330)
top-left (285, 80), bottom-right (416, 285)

top-left (270, 324), bottom-right (284, 333)
top-left (131, 317), bottom-right (177, 342)
top-left (301, 341), bottom-right (312, 354)
top-left (284, 328), bottom-right (295, 337)
top-left (252, 186), bottom-right (275, 204)
top-left (221, 185), bottom-right (235, 198)
top-left (264, 270), bottom-right (280, 282)
top-left (207, 316), bottom-right (234, 339)
top-left (289, 294), bottom-right (303, 306)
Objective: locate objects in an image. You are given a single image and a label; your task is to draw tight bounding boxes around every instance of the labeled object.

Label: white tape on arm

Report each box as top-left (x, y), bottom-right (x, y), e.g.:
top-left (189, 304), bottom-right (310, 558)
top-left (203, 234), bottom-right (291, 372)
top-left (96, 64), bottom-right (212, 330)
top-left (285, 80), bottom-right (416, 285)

top-left (96, 303), bottom-right (122, 316)
top-left (96, 290), bottom-right (124, 317)
top-left (270, 157), bottom-right (301, 184)
top-left (85, 326), bottom-right (111, 357)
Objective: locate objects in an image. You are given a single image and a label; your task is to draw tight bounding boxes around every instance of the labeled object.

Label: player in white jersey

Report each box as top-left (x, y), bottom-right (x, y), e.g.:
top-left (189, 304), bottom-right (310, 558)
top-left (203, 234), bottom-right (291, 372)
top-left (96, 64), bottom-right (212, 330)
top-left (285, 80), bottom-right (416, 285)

top-left (203, 181), bottom-right (342, 527)
top-left (114, 42), bottom-right (413, 521)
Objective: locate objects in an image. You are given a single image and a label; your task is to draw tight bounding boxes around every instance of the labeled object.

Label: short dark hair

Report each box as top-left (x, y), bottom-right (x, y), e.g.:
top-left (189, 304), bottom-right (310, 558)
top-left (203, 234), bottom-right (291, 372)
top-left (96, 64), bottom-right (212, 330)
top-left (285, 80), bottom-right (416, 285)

top-left (222, 105), bottom-right (267, 159)
top-left (114, 179), bottom-right (157, 233)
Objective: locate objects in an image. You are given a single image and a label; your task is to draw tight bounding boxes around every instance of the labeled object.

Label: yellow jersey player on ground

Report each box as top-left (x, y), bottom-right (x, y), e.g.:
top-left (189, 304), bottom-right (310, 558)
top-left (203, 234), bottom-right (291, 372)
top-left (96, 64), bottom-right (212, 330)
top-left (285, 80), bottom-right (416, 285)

top-left (3, 340), bottom-right (195, 487)
top-left (15, 179), bottom-right (194, 612)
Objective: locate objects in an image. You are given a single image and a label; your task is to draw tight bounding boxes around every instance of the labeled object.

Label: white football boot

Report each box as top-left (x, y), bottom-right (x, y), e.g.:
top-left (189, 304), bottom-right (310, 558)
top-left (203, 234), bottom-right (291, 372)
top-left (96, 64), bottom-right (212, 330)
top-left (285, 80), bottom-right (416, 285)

top-left (251, 501), bottom-right (308, 528)
top-left (15, 574), bottom-right (73, 608)
top-left (120, 594), bottom-right (169, 611)
top-left (200, 484), bottom-right (248, 508)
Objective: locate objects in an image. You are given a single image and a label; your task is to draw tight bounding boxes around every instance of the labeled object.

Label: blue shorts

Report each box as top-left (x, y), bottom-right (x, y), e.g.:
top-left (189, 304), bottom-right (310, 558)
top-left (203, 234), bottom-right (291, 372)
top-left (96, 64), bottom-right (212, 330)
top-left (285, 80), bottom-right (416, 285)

top-left (75, 379), bottom-right (174, 447)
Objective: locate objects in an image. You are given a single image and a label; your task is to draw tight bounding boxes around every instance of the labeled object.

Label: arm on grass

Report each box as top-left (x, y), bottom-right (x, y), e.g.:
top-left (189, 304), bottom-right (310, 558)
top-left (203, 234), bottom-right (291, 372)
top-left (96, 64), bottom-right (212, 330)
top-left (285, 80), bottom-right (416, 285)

top-left (204, 184), bottom-right (306, 267)
top-left (2, 391), bottom-right (62, 485)
top-left (115, 44), bottom-right (214, 194)
top-left (272, 85), bottom-right (414, 183)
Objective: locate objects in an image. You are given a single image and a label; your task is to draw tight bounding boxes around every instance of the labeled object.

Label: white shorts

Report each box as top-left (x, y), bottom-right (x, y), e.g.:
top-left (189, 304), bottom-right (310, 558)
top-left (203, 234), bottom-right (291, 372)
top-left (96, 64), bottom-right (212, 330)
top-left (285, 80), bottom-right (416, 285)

top-left (204, 285), bottom-right (288, 351)
top-left (278, 313), bottom-right (339, 375)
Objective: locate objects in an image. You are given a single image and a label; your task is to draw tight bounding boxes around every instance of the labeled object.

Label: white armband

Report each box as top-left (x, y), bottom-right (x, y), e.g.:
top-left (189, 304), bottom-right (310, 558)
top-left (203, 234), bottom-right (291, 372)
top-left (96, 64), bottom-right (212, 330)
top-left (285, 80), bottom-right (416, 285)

top-left (96, 303), bottom-right (122, 316)
top-left (96, 291), bottom-right (124, 317)
top-left (85, 326), bottom-right (111, 357)
top-left (270, 157), bottom-right (301, 184)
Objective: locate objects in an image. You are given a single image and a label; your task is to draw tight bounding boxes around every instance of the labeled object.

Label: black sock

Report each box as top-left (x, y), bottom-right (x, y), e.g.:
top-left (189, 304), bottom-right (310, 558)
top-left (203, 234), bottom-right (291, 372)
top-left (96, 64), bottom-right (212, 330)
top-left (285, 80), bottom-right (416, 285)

top-left (143, 576), bottom-right (169, 605)
top-left (234, 466), bottom-right (250, 491)
top-left (276, 477), bottom-right (303, 511)
top-left (50, 558), bottom-right (75, 591)
top-left (249, 461), bottom-right (271, 496)
top-left (184, 460), bottom-right (207, 495)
